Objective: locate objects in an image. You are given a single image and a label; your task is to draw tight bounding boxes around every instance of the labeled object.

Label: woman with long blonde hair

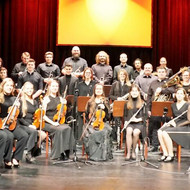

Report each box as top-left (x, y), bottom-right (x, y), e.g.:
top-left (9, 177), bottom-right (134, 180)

top-left (0, 78), bottom-right (28, 168)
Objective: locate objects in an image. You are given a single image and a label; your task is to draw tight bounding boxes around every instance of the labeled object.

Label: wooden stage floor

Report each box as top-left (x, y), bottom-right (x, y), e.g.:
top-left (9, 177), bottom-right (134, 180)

top-left (0, 148), bottom-right (190, 190)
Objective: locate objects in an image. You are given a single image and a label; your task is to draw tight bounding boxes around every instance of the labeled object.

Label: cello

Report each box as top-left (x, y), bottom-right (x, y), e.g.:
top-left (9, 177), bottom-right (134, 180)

top-left (53, 85), bottom-right (68, 124)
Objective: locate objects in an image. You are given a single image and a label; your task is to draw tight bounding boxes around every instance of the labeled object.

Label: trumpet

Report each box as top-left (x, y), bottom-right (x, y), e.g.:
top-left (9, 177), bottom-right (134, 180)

top-left (72, 66), bottom-right (82, 77)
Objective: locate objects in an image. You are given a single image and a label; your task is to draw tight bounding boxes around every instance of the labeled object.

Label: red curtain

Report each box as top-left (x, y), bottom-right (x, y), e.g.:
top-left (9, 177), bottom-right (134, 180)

top-left (0, 0), bottom-right (57, 73)
top-left (153, 0), bottom-right (190, 71)
top-left (0, 0), bottom-right (189, 75)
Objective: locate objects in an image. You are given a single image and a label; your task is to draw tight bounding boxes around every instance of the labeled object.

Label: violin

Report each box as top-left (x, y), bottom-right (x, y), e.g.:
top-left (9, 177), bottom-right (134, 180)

top-left (33, 96), bottom-right (45, 129)
top-left (0, 87), bottom-right (23, 130)
top-left (53, 86), bottom-right (68, 124)
top-left (93, 106), bottom-right (105, 131)
top-left (4, 105), bottom-right (20, 131)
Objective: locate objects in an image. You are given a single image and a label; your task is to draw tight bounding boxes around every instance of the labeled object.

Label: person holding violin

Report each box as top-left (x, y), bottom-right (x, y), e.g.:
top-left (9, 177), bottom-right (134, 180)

top-left (83, 83), bottom-right (113, 161)
top-left (157, 88), bottom-right (190, 162)
top-left (124, 84), bottom-right (147, 161)
top-left (0, 78), bottom-right (28, 167)
top-left (42, 80), bottom-right (75, 160)
top-left (19, 82), bottom-right (47, 163)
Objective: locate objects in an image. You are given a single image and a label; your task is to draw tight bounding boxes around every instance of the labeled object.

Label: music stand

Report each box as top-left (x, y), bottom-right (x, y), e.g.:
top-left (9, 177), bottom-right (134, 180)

top-left (112, 100), bottom-right (127, 150)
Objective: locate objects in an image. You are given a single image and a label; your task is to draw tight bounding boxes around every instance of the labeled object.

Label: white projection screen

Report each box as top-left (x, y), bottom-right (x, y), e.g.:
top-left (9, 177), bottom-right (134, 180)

top-left (57, 0), bottom-right (152, 47)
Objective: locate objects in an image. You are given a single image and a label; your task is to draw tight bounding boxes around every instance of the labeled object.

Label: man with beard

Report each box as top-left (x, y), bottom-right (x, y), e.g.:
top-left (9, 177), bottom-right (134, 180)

top-left (133, 58), bottom-right (144, 80)
top-left (61, 46), bottom-right (88, 79)
top-left (91, 51), bottom-right (113, 85)
top-left (113, 53), bottom-right (134, 82)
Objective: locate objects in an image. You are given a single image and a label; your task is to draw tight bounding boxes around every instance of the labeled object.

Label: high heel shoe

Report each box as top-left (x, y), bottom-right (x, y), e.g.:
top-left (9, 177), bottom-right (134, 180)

top-left (4, 162), bottom-right (12, 169)
top-left (158, 155), bottom-right (167, 162)
top-left (12, 158), bottom-right (19, 168)
top-left (164, 156), bottom-right (174, 162)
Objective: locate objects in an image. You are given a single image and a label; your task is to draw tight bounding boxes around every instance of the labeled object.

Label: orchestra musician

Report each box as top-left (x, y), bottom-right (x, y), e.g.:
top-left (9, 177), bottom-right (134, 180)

top-left (83, 83), bottom-right (113, 161)
top-left (42, 80), bottom-right (75, 160)
top-left (0, 78), bottom-right (28, 167)
top-left (19, 82), bottom-right (47, 163)
top-left (157, 88), bottom-right (190, 162)
top-left (179, 70), bottom-right (190, 100)
top-left (109, 69), bottom-right (131, 148)
top-left (124, 84), bottom-right (147, 160)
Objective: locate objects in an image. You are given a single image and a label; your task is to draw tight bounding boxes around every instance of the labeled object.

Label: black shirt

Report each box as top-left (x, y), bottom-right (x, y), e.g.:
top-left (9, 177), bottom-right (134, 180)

top-left (17, 71), bottom-right (43, 91)
top-left (36, 62), bottom-right (60, 79)
top-left (77, 80), bottom-right (96, 96)
top-left (11, 62), bottom-right (27, 82)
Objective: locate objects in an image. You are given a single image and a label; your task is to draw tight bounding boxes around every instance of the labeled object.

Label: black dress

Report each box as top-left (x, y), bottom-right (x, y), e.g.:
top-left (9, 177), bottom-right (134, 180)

top-left (0, 95), bottom-right (28, 161)
top-left (43, 96), bottom-right (75, 159)
top-left (164, 102), bottom-right (190, 149)
top-left (19, 100), bottom-right (38, 154)
top-left (83, 100), bottom-right (113, 161)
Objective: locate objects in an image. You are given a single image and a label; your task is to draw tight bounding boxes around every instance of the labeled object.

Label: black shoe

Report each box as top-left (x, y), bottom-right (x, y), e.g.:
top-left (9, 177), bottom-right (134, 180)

top-left (4, 162), bottom-right (12, 169)
top-left (60, 153), bottom-right (69, 161)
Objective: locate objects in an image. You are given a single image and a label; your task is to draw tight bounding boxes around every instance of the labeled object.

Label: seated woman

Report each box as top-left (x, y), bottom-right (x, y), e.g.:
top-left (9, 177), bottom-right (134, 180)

top-left (19, 82), bottom-right (47, 163)
top-left (42, 80), bottom-right (75, 160)
top-left (0, 78), bottom-right (28, 167)
top-left (158, 88), bottom-right (190, 162)
top-left (83, 83), bottom-right (113, 161)
top-left (109, 69), bottom-right (131, 148)
top-left (124, 84), bottom-right (146, 161)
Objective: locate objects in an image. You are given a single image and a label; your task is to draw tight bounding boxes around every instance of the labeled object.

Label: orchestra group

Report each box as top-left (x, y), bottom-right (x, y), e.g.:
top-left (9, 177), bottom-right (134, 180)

top-left (0, 46), bottom-right (190, 169)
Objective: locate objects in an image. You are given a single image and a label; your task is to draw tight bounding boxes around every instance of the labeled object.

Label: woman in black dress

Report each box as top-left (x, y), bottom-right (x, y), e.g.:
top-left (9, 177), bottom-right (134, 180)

top-left (19, 82), bottom-right (47, 163)
top-left (83, 83), bottom-right (113, 161)
top-left (42, 80), bottom-right (74, 160)
top-left (158, 88), bottom-right (190, 162)
top-left (0, 78), bottom-right (28, 167)
top-left (124, 84), bottom-right (146, 160)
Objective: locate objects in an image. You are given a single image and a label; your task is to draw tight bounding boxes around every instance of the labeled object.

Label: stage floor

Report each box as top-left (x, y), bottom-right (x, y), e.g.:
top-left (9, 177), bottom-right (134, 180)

top-left (0, 148), bottom-right (190, 190)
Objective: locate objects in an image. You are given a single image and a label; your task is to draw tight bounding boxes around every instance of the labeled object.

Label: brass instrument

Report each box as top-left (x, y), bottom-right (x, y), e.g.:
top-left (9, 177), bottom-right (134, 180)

top-left (154, 67), bottom-right (188, 101)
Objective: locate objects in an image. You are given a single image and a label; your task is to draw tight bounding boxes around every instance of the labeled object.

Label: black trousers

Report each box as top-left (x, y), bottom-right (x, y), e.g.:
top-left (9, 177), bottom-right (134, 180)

top-left (12, 126), bottom-right (28, 161)
top-left (0, 129), bottom-right (14, 163)
top-left (20, 125), bottom-right (38, 152)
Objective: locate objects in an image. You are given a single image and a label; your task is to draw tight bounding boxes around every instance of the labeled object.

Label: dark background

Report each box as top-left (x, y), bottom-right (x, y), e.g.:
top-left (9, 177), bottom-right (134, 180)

top-left (0, 0), bottom-right (189, 76)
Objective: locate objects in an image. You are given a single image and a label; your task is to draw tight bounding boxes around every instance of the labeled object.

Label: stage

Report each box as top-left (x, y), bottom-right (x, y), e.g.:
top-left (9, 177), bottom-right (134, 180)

top-left (0, 148), bottom-right (190, 190)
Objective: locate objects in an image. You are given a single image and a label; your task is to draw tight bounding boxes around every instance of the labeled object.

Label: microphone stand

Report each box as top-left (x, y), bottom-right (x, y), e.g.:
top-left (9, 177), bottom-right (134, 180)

top-left (122, 104), bottom-right (159, 169)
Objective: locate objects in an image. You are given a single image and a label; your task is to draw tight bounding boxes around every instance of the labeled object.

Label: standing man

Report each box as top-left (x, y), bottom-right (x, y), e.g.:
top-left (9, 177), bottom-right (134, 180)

top-left (135, 63), bottom-right (157, 100)
top-left (11, 52), bottom-right (30, 83)
top-left (113, 53), bottom-right (134, 82)
top-left (37, 51), bottom-right (60, 87)
top-left (17, 59), bottom-right (43, 99)
top-left (61, 46), bottom-right (88, 79)
top-left (91, 51), bottom-right (113, 85)
top-left (133, 58), bottom-right (144, 80)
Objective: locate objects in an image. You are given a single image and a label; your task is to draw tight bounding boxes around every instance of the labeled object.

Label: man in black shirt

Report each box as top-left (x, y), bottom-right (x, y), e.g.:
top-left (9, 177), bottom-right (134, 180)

top-left (17, 59), bottom-right (43, 99)
top-left (61, 46), bottom-right (88, 79)
top-left (11, 52), bottom-right (30, 83)
top-left (133, 58), bottom-right (144, 80)
top-left (37, 51), bottom-right (60, 86)
top-left (58, 63), bottom-right (78, 96)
